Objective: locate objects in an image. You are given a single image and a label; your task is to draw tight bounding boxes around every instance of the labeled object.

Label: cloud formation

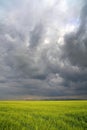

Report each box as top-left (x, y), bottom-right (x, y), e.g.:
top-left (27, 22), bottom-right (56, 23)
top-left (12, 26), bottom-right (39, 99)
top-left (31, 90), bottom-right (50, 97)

top-left (0, 0), bottom-right (87, 99)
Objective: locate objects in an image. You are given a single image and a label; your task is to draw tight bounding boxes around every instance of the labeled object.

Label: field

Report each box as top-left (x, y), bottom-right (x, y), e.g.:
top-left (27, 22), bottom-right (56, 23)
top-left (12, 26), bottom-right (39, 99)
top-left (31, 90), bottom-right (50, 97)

top-left (0, 101), bottom-right (87, 130)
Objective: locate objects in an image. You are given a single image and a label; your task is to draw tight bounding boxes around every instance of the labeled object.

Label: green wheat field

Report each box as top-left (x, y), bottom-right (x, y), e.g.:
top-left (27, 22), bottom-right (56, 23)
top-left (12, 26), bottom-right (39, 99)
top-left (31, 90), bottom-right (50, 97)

top-left (0, 101), bottom-right (87, 130)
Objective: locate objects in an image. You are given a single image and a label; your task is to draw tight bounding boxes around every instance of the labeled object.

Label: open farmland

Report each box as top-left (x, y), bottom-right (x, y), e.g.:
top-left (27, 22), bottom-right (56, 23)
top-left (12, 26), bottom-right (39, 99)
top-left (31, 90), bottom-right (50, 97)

top-left (0, 101), bottom-right (87, 130)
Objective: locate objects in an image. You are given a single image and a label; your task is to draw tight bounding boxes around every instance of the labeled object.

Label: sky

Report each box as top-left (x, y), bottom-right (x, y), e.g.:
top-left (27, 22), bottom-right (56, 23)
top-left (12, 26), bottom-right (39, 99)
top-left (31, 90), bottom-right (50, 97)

top-left (0, 0), bottom-right (87, 99)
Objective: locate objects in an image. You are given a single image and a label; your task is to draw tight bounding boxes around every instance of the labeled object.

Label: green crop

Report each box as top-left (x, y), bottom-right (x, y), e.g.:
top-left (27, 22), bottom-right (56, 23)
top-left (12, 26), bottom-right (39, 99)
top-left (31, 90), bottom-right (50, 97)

top-left (0, 101), bottom-right (87, 130)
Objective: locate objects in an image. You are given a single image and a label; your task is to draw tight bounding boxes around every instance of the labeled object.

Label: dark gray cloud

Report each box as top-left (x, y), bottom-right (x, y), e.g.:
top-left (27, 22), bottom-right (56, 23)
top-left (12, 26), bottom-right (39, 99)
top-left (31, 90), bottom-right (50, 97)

top-left (63, 0), bottom-right (87, 67)
top-left (30, 23), bottom-right (44, 48)
top-left (0, 0), bottom-right (87, 99)
top-left (61, 0), bottom-right (87, 98)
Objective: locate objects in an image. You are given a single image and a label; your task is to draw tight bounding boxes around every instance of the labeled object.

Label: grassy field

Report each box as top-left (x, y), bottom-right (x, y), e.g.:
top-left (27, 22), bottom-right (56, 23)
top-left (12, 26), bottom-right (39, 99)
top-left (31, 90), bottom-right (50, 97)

top-left (0, 101), bottom-right (87, 130)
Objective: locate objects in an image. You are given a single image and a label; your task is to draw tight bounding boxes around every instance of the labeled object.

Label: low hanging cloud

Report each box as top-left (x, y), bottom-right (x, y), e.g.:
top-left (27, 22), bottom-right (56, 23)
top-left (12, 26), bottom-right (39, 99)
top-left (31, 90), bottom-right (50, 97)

top-left (0, 0), bottom-right (87, 99)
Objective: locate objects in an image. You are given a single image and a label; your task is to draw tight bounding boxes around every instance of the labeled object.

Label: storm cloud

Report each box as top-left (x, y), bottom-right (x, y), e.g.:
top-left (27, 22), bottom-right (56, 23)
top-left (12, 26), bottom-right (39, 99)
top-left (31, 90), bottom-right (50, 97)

top-left (0, 0), bottom-right (87, 99)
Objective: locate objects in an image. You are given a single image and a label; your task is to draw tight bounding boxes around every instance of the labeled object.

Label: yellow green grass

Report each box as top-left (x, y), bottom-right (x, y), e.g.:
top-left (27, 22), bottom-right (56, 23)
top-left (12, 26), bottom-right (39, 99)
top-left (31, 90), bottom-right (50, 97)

top-left (0, 101), bottom-right (87, 130)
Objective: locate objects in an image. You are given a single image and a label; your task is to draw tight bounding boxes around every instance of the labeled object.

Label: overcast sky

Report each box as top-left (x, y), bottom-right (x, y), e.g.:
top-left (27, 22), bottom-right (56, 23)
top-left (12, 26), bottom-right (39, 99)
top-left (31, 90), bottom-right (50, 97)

top-left (0, 0), bottom-right (87, 99)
